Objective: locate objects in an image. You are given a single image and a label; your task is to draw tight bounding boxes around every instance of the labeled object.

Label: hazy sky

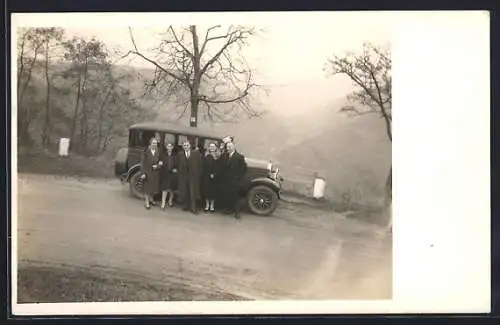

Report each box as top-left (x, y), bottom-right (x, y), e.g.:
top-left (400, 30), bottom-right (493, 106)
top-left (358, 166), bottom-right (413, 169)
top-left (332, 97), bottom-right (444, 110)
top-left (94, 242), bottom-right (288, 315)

top-left (13, 12), bottom-right (392, 116)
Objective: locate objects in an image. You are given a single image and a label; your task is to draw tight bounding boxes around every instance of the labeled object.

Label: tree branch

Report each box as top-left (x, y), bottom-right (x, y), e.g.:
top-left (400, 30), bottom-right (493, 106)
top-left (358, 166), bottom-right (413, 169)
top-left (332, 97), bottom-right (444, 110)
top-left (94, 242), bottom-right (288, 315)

top-left (200, 28), bottom-right (250, 76)
top-left (126, 27), bottom-right (188, 86)
top-left (168, 25), bottom-right (194, 59)
top-left (200, 25), bottom-right (222, 55)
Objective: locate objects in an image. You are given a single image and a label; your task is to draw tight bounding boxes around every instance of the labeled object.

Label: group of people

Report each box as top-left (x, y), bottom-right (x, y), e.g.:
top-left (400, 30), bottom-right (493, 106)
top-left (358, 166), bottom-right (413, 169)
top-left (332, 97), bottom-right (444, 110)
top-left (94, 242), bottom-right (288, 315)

top-left (139, 136), bottom-right (248, 219)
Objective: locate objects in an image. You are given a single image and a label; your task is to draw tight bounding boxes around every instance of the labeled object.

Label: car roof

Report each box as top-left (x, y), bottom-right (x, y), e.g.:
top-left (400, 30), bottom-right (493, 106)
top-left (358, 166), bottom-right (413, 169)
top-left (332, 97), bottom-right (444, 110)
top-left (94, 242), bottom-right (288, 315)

top-left (129, 121), bottom-right (224, 140)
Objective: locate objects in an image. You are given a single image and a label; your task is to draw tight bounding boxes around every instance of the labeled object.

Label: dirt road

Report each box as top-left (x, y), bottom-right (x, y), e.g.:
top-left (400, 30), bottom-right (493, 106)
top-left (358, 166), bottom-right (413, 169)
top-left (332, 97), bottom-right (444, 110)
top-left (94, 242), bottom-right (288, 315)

top-left (15, 173), bottom-right (392, 302)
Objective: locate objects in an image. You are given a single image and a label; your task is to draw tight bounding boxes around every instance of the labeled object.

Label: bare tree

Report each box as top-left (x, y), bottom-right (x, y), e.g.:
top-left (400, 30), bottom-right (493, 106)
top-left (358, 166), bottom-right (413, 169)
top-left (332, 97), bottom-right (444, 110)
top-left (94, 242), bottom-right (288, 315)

top-left (124, 25), bottom-right (266, 127)
top-left (324, 42), bottom-right (392, 207)
top-left (17, 28), bottom-right (45, 144)
top-left (39, 28), bottom-right (65, 148)
top-left (62, 37), bottom-right (109, 152)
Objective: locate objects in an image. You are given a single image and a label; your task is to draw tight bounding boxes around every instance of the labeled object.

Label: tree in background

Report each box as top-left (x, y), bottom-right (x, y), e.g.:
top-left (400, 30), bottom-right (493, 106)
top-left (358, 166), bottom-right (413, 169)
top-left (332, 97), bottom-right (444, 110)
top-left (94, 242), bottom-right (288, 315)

top-left (324, 42), bottom-right (392, 208)
top-left (39, 28), bottom-right (65, 148)
top-left (125, 25), bottom-right (266, 127)
top-left (17, 28), bottom-right (46, 145)
top-left (62, 36), bottom-right (110, 153)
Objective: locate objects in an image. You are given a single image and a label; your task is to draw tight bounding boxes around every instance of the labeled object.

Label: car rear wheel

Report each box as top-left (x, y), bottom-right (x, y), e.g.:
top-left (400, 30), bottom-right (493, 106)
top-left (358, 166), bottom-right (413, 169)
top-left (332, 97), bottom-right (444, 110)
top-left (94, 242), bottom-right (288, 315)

top-left (247, 185), bottom-right (278, 216)
top-left (129, 171), bottom-right (145, 200)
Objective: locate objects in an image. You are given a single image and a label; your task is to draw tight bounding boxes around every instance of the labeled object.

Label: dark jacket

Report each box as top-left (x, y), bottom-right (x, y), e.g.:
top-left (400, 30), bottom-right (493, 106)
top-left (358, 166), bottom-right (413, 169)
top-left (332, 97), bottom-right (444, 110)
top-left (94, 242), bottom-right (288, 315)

top-left (140, 147), bottom-right (162, 196)
top-left (219, 151), bottom-right (247, 204)
top-left (176, 149), bottom-right (203, 203)
top-left (202, 153), bottom-right (221, 200)
top-left (159, 149), bottom-right (177, 191)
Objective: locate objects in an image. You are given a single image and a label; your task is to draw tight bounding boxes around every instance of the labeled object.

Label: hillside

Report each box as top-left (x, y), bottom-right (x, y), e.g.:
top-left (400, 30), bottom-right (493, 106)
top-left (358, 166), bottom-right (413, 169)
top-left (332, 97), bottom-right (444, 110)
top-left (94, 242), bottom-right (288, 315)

top-left (277, 114), bottom-right (391, 205)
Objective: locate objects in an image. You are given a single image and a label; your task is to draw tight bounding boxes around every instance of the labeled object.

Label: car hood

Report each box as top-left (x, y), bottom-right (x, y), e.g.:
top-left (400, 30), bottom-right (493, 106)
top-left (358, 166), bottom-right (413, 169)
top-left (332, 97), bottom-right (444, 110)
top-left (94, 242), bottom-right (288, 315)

top-left (244, 157), bottom-right (270, 170)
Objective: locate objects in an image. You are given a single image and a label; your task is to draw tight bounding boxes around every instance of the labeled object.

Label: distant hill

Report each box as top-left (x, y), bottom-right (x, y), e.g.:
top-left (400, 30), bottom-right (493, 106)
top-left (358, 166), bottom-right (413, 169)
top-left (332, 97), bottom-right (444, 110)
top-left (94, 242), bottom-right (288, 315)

top-left (277, 114), bottom-right (391, 205)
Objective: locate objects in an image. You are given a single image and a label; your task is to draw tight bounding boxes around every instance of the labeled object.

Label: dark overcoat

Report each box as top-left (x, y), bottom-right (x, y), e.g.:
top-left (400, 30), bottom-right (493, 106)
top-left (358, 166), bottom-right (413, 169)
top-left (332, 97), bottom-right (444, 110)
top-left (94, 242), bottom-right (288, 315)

top-left (176, 149), bottom-right (203, 204)
top-left (140, 148), bottom-right (162, 196)
top-left (159, 150), bottom-right (177, 191)
top-left (219, 151), bottom-right (247, 205)
top-left (202, 153), bottom-right (220, 200)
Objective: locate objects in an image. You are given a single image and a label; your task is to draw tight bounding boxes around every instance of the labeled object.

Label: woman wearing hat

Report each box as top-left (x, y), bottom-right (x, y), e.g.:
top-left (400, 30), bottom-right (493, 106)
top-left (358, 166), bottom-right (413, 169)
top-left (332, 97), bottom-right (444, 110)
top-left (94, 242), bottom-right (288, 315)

top-left (159, 142), bottom-right (177, 210)
top-left (140, 137), bottom-right (162, 209)
top-left (202, 142), bottom-right (221, 213)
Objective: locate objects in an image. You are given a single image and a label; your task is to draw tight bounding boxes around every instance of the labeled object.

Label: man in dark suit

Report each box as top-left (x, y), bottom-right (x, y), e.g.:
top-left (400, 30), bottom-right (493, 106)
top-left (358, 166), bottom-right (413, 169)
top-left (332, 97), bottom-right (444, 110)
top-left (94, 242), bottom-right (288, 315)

top-left (176, 140), bottom-right (203, 214)
top-left (220, 141), bottom-right (247, 219)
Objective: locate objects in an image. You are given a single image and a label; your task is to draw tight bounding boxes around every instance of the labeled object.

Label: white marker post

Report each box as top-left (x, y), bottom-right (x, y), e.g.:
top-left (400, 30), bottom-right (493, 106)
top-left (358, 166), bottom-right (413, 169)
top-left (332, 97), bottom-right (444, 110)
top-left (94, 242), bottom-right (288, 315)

top-left (59, 138), bottom-right (70, 157)
top-left (312, 172), bottom-right (326, 199)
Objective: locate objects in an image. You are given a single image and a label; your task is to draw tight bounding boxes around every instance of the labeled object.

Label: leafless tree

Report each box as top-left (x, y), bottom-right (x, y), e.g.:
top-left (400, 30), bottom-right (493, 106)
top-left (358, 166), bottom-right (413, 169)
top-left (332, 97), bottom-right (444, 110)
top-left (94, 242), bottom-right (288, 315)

top-left (39, 28), bottom-right (65, 148)
top-left (124, 25), bottom-right (266, 127)
top-left (325, 42), bottom-right (392, 208)
top-left (62, 36), bottom-right (110, 152)
top-left (17, 28), bottom-right (45, 144)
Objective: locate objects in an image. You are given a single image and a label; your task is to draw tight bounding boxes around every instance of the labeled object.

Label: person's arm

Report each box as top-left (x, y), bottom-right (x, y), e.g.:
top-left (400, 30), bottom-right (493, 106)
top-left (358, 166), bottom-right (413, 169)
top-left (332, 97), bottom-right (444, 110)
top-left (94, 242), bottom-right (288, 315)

top-left (172, 153), bottom-right (179, 174)
top-left (158, 151), bottom-right (164, 168)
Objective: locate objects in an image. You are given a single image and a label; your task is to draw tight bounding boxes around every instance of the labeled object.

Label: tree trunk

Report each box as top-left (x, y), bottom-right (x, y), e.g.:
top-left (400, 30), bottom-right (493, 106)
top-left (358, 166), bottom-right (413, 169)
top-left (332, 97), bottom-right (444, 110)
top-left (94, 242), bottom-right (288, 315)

top-left (18, 47), bottom-right (40, 107)
top-left (101, 121), bottom-right (114, 153)
top-left (17, 45), bottom-right (41, 145)
top-left (42, 42), bottom-right (52, 148)
top-left (190, 25), bottom-right (201, 128)
top-left (70, 57), bottom-right (89, 153)
top-left (78, 100), bottom-right (89, 155)
top-left (17, 115), bottom-right (31, 146)
top-left (383, 165), bottom-right (392, 232)
top-left (384, 165), bottom-right (392, 206)
top-left (384, 116), bottom-right (392, 141)
top-left (96, 111), bottom-right (104, 155)
top-left (96, 86), bottom-right (114, 155)
top-left (70, 74), bottom-right (82, 152)
top-left (190, 96), bottom-right (199, 128)
top-left (17, 32), bottom-right (28, 105)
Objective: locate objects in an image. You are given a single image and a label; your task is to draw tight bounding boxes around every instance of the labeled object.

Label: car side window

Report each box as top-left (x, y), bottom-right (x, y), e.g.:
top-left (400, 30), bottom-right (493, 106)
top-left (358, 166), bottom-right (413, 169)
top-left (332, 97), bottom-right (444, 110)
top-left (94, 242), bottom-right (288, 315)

top-left (141, 131), bottom-right (155, 147)
top-left (131, 130), bottom-right (146, 148)
top-left (164, 133), bottom-right (176, 147)
top-left (178, 135), bottom-right (188, 147)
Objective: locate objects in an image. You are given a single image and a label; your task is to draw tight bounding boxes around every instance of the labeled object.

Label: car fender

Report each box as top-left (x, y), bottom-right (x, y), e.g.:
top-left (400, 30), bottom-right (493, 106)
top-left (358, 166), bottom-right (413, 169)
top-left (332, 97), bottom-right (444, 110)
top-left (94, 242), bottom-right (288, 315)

top-left (114, 147), bottom-right (129, 178)
top-left (125, 164), bottom-right (142, 182)
top-left (248, 177), bottom-right (281, 198)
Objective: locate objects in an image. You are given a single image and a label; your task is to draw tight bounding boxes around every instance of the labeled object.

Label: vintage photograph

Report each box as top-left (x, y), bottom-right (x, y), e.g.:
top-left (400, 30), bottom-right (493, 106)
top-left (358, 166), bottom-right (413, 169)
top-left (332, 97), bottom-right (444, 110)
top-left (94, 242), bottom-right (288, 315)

top-left (13, 12), bottom-right (393, 307)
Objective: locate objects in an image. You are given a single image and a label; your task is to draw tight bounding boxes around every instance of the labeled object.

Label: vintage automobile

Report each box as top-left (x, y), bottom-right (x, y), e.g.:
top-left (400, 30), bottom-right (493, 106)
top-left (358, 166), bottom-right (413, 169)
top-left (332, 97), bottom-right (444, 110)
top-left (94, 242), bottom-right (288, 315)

top-left (114, 122), bottom-right (283, 216)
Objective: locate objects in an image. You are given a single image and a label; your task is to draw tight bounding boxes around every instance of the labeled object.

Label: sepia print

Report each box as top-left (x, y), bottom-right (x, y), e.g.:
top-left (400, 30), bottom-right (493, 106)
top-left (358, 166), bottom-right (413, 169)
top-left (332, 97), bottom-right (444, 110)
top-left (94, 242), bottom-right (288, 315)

top-left (13, 11), bottom-right (396, 313)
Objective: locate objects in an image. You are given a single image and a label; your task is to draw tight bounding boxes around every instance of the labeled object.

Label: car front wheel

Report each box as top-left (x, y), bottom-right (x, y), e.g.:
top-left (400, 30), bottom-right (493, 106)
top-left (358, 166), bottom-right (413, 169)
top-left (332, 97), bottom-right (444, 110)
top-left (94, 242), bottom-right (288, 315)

top-left (247, 185), bottom-right (279, 216)
top-left (129, 171), bottom-right (146, 200)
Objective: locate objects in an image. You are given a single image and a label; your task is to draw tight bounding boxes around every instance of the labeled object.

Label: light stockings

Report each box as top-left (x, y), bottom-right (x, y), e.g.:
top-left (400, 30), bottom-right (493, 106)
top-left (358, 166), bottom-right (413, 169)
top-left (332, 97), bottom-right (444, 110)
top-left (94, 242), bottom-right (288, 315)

top-left (204, 199), bottom-right (215, 211)
top-left (161, 191), bottom-right (174, 208)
